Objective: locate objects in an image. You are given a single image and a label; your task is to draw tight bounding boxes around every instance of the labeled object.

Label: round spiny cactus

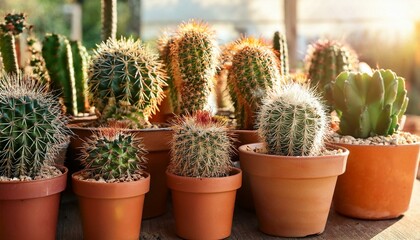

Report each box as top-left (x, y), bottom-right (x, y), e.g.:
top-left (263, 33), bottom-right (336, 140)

top-left (258, 84), bottom-right (328, 156)
top-left (89, 37), bottom-right (167, 124)
top-left (169, 111), bottom-right (234, 178)
top-left (80, 127), bottom-right (148, 180)
top-left (0, 72), bottom-right (69, 178)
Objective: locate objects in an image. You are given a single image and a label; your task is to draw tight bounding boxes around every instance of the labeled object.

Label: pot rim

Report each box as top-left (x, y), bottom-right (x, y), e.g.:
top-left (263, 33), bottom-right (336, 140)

top-left (68, 124), bottom-right (173, 133)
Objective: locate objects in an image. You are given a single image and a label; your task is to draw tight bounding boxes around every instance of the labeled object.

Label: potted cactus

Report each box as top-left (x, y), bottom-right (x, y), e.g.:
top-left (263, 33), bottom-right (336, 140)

top-left (166, 111), bottom-right (242, 240)
top-left (326, 69), bottom-right (420, 219)
top-left (0, 72), bottom-right (69, 240)
top-left (72, 127), bottom-right (150, 240)
top-left (0, 13), bottom-right (26, 74)
top-left (239, 84), bottom-right (349, 237)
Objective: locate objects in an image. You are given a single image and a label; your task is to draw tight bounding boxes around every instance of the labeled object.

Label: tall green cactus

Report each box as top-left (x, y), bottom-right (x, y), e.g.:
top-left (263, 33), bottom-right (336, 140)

top-left (227, 37), bottom-right (282, 130)
top-left (0, 13), bottom-right (27, 74)
top-left (306, 39), bottom-right (358, 104)
top-left (326, 69), bottom-right (408, 138)
top-left (0, 72), bottom-right (69, 178)
top-left (272, 31), bottom-right (289, 75)
top-left (169, 20), bottom-right (219, 115)
top-left (101, 0), bottom-right (117, 41)
top-left (70, 40), bottom-right (90, 113)
top-left (42, 33), bottom-right (78, 115)
top-left (80, 128), bottom-right (148, 180)
top-left (27, 36), bottom-right (51, 88)
top-left (168, 111), bottom-right (234, 178)
top-left (258, 84), bottom-right (328, 156)
top-left (89, 37), bottom-right (167, 125)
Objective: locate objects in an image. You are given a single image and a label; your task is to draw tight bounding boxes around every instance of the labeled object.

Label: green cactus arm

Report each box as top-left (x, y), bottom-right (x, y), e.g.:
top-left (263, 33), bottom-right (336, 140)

top-left (0, 33), bottom-right (18, 73)
top-left (101, 0), bottom-right (117, 41)
top-left (70, 40), bottom-right (90, 113)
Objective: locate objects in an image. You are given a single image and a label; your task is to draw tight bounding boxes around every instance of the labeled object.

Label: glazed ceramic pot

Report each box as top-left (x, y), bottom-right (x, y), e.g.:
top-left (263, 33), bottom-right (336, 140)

top-left (333, 142), bottom-right (420, 219)
top-left (239, 143), bottom-right (348, 237)
top-left (72, 172), bottom-right (150, 240)
top-left (0, 167), bottom-right (68, 240)
top-left (166, 168), bottom-right (242, 240)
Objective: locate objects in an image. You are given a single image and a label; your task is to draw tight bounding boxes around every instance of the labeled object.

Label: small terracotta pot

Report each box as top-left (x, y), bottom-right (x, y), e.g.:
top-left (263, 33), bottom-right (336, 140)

top-left (68, 126), bottom-right (172, 218)
top-left (72, 172), bottom-right (150, 240)
top-left (239, 143), bottom-right (348, 237)
top-left (166, 168), bottom-right (242, 240)
top-left (0, 167), bottom-right (68, 240)
top-left (333, 142), bottom-right (420, 219)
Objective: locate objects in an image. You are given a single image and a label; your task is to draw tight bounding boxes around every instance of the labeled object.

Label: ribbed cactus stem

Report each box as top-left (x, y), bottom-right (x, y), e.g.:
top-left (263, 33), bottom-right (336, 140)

top-left (101, 0), bottom-right (117, 41)
top-left (70, 40), bottom-right (90, 113)
top-left (258, 84), bottom-right (328, 156)
top-left (27, 36), bottom-right (51, 88)
top-left (273, 31), bottom-right (289, 75)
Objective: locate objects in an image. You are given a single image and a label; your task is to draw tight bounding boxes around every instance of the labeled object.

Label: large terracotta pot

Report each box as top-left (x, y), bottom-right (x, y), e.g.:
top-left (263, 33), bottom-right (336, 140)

top-left (166, 168), bottom-right (242, 240)
top-left (0, 167), bottom-right (68, 240)
top-left (72, 172), bottom-right (150, 240)
top-left (402, 114), bottom-right (420, 180)
top-left (68, 126), bottom-right (172, 218)
top-left (239, 143), bottom-right (348, 237)
top-left (333, 142), bottom-right (420, 219)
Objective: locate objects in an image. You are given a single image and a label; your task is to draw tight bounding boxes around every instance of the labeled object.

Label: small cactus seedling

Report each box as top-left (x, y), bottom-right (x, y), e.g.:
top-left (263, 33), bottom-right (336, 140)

top-left (258, 84), bottom-right (328, 156)
top-left (169, 111), bottom-right (234, 178)
top-left (0, 72), bottom-right (69, 178)
top-left (101, 0), bottom-right (117, 41)
top-left (80, 127), bottom-right (148, 181)
top-left (272, 31), bottom-right (289, 75)
top-left (325, 69), bottom-right (408, 138)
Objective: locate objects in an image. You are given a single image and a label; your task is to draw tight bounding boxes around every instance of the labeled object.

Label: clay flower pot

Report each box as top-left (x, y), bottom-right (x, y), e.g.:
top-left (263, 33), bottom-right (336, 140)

top-left (333, 142), bottom-right (420, 219)
top-left (68, 126), bottom-right (172, 218)
top-left (166, 168), bottom-right (242, 240)
top-left (239, 143), bottom-right (348, 237)
top-left (72, 171), bottom-right (150, 240)
top-left (0, 167), bottom-right (68, 240)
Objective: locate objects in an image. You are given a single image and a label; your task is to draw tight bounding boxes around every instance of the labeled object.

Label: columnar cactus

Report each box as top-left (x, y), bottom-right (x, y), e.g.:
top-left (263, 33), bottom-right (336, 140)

top-left (272, 31), bottom-right (289, 75)
top-left (89, 37), bottom-right (167, 125)
top-left (27, 36), bottom-right (51, 88)
top-left (169, 20), bottom-right (219, 115)
top-left (325, 69), bottom-right (408, 138)
top-left (227, 37), bottom-right (282, 130)
top-left (101, 0), bottom-right (117, 41)
top-left (42, 33), bottom-right (78, 115)
top-left (70, 40), bottom-right (90, 113)
top-left (0, 72), bottom-right (69, 178)
top-left (168, 111), bottom-right (234, 178)
top-left (258, 84), bottom-right (328, 156)
top-left (306, 39), bottom-right (358, 104)
top-left (79, 128), bottom-right (148, 180)
top-left (0, 13), bottom-right (27, 74)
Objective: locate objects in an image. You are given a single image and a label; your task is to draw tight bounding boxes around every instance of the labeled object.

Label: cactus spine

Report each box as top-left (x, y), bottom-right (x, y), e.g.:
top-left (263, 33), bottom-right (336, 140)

top-left (169, 111), bottom-right (234, 178)
top-left (70, 40), bottom-right (90, 113)
top-left (101, 0), bottom-right (117, 41)
top-left (227, 37), bottom-right (282, 130)
top-left (258, 84), bottom-right (328, 156)
top-left (272, 31), bottom-right (289, 75)
top-left (326, 69), bottom-right (408, 138)
top-left (0, 72), bottom-right (69, 178)
top-left (80, 128), bottom-right (147, 180)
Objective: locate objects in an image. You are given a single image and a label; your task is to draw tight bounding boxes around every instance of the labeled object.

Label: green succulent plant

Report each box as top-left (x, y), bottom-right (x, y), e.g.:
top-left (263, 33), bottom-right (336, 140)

top-left (70, 40), bottom-right (90, 114)
top-left (0, 72), bottom-right (69, 178)
top-left (258, 84), bottom-right (328, 156)
top-left (326, 69), bottom-right (408, 138)
top-left (101, 0), bottom-right (117, 41)
top-left (272, 31), bottom-right (289, 76)
top-left (168, 111), bottom-right (234, 178)
top-left (27, 35), bottom-right (51, 88)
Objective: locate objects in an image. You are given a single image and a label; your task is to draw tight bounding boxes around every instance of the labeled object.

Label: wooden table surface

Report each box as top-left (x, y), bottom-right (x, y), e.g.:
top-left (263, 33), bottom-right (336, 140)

top-left (57, 179), bottom-right (420, 240)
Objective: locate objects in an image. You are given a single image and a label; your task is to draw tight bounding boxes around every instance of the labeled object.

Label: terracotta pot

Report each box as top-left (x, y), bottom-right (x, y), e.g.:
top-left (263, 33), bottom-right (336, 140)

top-left (68, 126), bottom-right (172, 218)
top-left (0, 167), bottom-right (68, 240)
top-left (72, 172), bottom-right (150, 240)
top-left (333, 142), bottom-right (420, 219)
top-left (239, 143), bottom-right (348, 237)
top-left (402, 114), bottom-right (420, 180)
top-left (166, 168), bottom-right (242, 240)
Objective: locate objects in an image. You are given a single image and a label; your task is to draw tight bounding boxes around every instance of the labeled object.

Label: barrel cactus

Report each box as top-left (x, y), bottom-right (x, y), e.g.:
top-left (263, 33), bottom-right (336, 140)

top-left (168, 111), bottom-right (234, 178)
top-left (258, 84), bottom-right (328, 156)
top-left (325, 69), bottom-right (408, 138)
top-left (227, 37), bottom-right (282, 130)
top-left (101, 0), bottom-right (117, 41)
top-left (272, 31), bottom-right (289, 76)
top-left (89, 37), bottom-right (167, 126)
top-left (0, 72), bottom-right (69, 178)
top-left (306, 39), bottom-right (358, 104)
top-left (79, 127), bottom-right (148, 181)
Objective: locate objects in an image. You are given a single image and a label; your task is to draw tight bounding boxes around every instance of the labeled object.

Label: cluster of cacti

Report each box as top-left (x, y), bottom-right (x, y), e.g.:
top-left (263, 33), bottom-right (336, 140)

top-left (89, 37), bottom-right (167, 126)
top-left (305, 39), bottom-right (358, 104)
top-left (0, 72), bottom-right (68, 178)
top-left (79, 127), bottom-right (148, 180)
top-left (101, 0), bottom-right (117, 41)
top-left (159, 20), bottom-right (219, 115)
top-left (272, 31), bottom-right (289, 76)
top-left (168, 110), bottom-right (234, 178)
top-left (258, 84), bottom-right (328, 156)
top-left (227, 37), bottom-right (282, 129)
top-left (0, 13), bottom-right (27, 74)
top-left (325, 69), bottom-right (408, 138)
top-left (27, 36), bottom-right (51, 88)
